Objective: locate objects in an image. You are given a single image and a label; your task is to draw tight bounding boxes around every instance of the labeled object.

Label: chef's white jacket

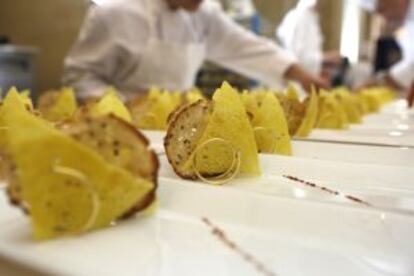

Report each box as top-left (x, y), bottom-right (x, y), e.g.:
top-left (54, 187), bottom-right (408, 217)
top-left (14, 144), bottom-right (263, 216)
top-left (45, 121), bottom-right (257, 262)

top-left (63, 0), bottom-right (296, 97)
top-left (390, 20), bottom-right (414, 89)
top-left (276, 0), bottom-right (323, 76)
top-left (355, 0), bottom-right (414, 89)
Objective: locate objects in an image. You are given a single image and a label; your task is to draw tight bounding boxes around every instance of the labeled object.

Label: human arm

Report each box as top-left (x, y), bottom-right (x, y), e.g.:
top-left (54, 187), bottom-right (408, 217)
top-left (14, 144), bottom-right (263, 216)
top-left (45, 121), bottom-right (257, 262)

top-left (204, 7), bottom-right (328, 92)
top-left (62, 7), bottom-right (118, 99)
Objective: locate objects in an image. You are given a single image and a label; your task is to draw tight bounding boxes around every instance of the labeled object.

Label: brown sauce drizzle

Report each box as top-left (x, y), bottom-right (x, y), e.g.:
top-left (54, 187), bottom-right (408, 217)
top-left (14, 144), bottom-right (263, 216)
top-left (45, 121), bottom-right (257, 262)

top-left (283, 175), bottom-right (371, 206)
top-left (202, 217), bottom-right (277, 276)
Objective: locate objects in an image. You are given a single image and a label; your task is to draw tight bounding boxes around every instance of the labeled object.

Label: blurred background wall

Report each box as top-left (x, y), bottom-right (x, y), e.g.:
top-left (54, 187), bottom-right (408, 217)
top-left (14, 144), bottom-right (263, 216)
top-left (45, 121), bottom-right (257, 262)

top-left (0, 0), bottom-right (350, 93)
top-left (0, 0), bottom-right (87, 93)
top-left (254, 0), bottom-right (344, 50)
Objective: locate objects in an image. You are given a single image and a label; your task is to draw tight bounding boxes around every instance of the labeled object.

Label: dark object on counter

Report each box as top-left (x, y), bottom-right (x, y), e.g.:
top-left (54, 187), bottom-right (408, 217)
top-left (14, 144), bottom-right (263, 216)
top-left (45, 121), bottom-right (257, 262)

top-left (408, 83), bottom-right (414, 108)
top-left (331, 57), bottom-right (350, 87)
top-left (0, 36), bottom-right (10, 45)
top-left (374, 36), bottom-right (402, 73)
top-left (0, 45), bottom-right (37, 99)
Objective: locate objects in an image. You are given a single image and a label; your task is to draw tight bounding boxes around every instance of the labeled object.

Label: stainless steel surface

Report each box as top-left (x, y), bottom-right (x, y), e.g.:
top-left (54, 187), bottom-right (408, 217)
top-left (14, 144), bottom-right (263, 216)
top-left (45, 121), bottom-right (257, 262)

top-left (0, 45), bottom-right (37, 99)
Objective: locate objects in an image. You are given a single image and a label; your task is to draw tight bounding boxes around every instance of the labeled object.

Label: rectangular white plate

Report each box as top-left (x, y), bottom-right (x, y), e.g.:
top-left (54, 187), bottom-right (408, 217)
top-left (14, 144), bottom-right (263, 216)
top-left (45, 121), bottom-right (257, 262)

top-left (0, 176), bottom-right (414, 276)
top-left (307, 128), bottom-right (414, 148)
top-left (0, 101), bottom-right (412, 275)
top-left (159, 154), bottom-right (414, 215)
top-left (306, 101), bottom-right (414, 147)
top-left (143, 130), bottom-right (414, 167)
top-left (291, 140), bottom-right (414, 167)
top-left (146, 128), bottom-right (414, 214)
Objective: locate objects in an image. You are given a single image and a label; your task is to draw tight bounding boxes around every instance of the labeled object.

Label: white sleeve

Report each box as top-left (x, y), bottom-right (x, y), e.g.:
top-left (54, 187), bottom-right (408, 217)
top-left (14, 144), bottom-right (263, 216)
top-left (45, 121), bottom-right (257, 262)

top-left (390, 22), bottom-right (414, 89)
top-left (288, 15), bottom-right (322, 75)
top-left (205, 8), bottom-right (296, 87)
top-left (63, 7), bottom-right (118, 99)
top-left (390, 60), bottom-right (414, 89)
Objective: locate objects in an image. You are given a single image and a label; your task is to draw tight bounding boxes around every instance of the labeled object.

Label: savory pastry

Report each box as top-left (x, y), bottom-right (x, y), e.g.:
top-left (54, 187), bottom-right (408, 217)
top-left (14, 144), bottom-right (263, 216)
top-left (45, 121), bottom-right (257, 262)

top-left (0, 88), bottom-right (34, 181)
top-left (127, 88), bottom-right (177, 130)
top-left (1, 90), bottom-right (158, 240)
top-left (357, 87), bottom-right (395, 113)
top-left (242, 91), bottom-right (292, 155)
top-left (277, 87), bottom-right (318, 137)
top-left (333, 88), bottom-right (362, 124)
top-left (316, 90), bottom-right (348, 129)
top-left (38, 88), bottom-right (78, 122)
top-left (164, 82), bottom-right (261, 182)
top-left (127, 88), bottom-right (206, 130)
top-left (88, 89), bottom-right (132, 122)
top-left (294, 89), bottom-right (319, 137)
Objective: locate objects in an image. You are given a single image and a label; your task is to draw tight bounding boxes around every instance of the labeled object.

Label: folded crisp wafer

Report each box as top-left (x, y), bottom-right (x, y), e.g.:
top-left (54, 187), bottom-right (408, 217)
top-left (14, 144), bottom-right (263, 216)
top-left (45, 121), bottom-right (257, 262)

top-left (89, 88), bottom-right (132, 122)
top-left (316, 90), bottom-right (348, 129)
top-left (165, 82), bottom-right (261, 182)
top-left (294, 88), bottom-right (319, 137)
top-left (1, 91), bottom-right (158, 240)
top-left (333, 88), bottom-right (362, 124)
top-left (38, 88), bottom-right (77, 122)
top-left (358, 87), bottom-right (395, 113)
top-left (128, 88), bottom-right (177, 130)
top-left (277, 93), bottom-right (307, 136)
top-left (242, 91), bottom-right (292, 155)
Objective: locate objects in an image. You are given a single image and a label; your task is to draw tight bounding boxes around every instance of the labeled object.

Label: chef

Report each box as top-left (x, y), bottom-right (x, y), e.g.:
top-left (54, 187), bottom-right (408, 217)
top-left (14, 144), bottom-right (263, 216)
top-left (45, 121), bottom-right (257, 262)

top-left (63, 0), bottom-right (327, 100)
top-left (357, 0), bottom-right (414, 105)
top-left (276, 0), bottom-right (342, 79)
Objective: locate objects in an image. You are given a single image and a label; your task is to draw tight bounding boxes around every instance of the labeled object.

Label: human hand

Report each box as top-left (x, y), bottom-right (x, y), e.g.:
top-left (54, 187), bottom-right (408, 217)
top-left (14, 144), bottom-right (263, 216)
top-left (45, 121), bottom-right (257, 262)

top-left (284, 64), bottom-right (330, 93)
top-left (355, 73), bottom-right (403, 92)
top-left (407, 84), bottom-right (414, 108)
top-left (323, 51), bottom-right (342, 66)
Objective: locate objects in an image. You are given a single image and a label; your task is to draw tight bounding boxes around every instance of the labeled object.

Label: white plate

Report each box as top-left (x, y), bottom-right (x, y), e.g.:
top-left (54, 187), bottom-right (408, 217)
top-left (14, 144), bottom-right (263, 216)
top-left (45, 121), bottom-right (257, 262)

top-left (0, 178), bottom-right (414, 276)
top-left (307, 128), bottom-right (414, 147)
top-left (379, 100), bottom-right (414, 115)
top-left (1, 103), bottom-right (412, 276)
top-left (291, 140), bottom-right (414, 167)
top-left (0, 151), bottom-right (413, 275)
top-left (147, 130), bottom-right (414, 213)
top-left (362, 113), bottom-right (414, 129)
top-left (158, 154), bottom-right (414, 215)
top-left (143, 130), bottom-right (414, 167)
top-left (306, 101), bottom-right (414, 147)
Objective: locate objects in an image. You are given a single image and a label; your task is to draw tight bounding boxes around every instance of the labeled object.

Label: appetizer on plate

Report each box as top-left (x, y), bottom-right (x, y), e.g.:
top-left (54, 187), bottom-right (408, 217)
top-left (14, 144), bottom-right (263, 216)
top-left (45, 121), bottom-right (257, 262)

top-left (357, 87), bottom-right (395, 113)
top-left (316, 90), bottom-right (349, 130)
top-left (127, 88), bottom-right (206, 130)
top-left (277, 87), bottom-right (319, 137)
top-left (333, 88), bottom-right (363, 124)
top-left (37, 88), bottom-right (78, 122)
top-left (0, 88), bottom-right (34, 181)
top-left (0, 90), bottom-right (158, 240)
top-left (164, 82), bottom-right (261, 183)
top-left (242, 90), bottom-right (292, 155)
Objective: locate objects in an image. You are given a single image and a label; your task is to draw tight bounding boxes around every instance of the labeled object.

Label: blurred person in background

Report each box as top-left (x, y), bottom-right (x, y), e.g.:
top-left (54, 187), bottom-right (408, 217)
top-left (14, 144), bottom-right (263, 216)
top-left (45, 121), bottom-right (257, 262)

top-left (276, 0), bottom-right (343, 84)
top-left (358, 0), bottom-right (414, 106)
top-left (63, 0), bottom-right (328, 100)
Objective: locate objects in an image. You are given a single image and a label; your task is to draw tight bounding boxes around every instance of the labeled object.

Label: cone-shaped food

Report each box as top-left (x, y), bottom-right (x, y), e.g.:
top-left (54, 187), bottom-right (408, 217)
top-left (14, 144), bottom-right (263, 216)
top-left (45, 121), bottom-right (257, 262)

top-left (0, 89), bottom-right (31, 181)
top-left (1, 98), bottom-right (158, 240)
top-left (277, 93), bottom-right (306, 136)
top-left (165, 82), bottom-right (261, 183)
top-left (295, 88), bottom-right (319, 137)
top-left (251, 92), bottom-right (292, 155)
top-left (333, 88), bottom-right (362, 124)
top-left (38, 88), bottom-right (78, 122)
top-left (185, 88), bottom-right (205, 104)
top-left (129, 88), bottom-right (177, 130)
top-left (90, 88), bottom-right (132, 122)
top-left (316, 91), bottom-right (348, 129)
top-left (358, 87), bottom-right (395, 113)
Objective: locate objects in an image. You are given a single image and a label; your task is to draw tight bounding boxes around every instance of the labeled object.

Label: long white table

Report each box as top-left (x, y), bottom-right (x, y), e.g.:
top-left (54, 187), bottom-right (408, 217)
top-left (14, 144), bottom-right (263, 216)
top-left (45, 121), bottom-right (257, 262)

top-left (0, 100), bottom-right (413, 276)
top-left (306, 100), bottom-right (414, 148)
